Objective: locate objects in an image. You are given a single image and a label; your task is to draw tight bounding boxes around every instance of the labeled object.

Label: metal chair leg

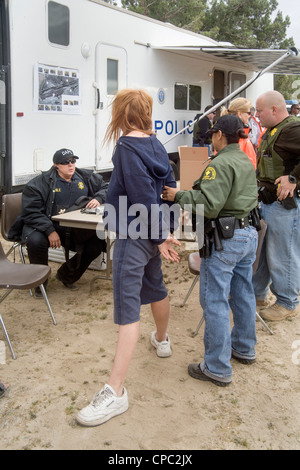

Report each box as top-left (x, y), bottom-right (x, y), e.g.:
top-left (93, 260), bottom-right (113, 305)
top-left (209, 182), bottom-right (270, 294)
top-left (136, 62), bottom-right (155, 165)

top-left (192, 311), bottom-right (274, 338)
top-left (180, 275), bottom-right (199, 307)
top-left (5, 244), bottom-right (16, 258)
top-left (18, 244), bottom-right (25, 264)
top-left (0, 314), bottom-right (16, 360)
top-left (256, 311), bottom-right (274, 335)
top-left (18, 245), bottom-right (33, 296)
top-left (192, 314), bottom-right (205, 337)
top-left (40, 284), bottom-right (57, 326)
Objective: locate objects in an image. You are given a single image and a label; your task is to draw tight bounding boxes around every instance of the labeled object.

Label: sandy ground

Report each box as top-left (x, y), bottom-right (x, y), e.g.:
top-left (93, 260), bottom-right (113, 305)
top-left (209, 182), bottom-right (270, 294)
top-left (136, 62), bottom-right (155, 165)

top-left (0, 233), bottom-right (299, 451)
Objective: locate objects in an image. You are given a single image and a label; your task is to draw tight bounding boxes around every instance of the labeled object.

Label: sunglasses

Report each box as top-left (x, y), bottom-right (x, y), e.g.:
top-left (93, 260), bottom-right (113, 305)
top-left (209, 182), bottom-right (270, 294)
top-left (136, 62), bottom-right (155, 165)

top-left (60, 158), bottom-right (77, 165)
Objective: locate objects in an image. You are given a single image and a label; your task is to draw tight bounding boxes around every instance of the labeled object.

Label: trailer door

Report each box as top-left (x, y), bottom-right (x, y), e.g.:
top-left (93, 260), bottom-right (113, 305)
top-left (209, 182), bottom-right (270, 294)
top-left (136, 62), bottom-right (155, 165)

top-left (0, 70), bottom-right (6, 191)
top-left (213, 70), bottom-right (225, 107)
top-left (0, 0), bottom-right (9, 192)
top-left (95, 43), bottom-right (127, 171)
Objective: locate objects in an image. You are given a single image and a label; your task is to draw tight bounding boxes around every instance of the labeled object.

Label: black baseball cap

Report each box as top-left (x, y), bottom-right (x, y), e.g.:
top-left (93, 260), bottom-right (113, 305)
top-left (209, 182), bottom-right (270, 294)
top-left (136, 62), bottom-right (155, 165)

top-left (207, 115), bottom-right (244, 137)
top-left (53, 148), bottom-right (79, 164)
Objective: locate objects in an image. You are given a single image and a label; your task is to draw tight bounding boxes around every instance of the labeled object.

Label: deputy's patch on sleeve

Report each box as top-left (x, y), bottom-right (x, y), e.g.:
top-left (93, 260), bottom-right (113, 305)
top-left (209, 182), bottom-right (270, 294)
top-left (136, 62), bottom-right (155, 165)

top-left (202, 167), bottom-right (216, 181)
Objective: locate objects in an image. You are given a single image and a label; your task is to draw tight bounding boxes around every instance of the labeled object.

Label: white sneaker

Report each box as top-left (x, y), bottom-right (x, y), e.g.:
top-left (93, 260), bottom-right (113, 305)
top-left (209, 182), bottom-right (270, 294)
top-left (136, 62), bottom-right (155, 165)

top-left (76, 384), bottom-right (128, 427)
top-left (150, 331), bottom-right (172, 357)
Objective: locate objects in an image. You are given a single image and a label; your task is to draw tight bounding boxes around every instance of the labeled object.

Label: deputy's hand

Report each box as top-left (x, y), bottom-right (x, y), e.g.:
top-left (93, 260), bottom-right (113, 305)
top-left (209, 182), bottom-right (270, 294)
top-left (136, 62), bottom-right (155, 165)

top-left (48, 231), bottom-right (61, 249)
top-left (158, 236), bottom-right (181, 263)
top-left (275, 175), bottom-right (296, 201)
top-left (86, 199), bottom-right (100, 209)
top-left (162, 186), bottom-right (179, 202)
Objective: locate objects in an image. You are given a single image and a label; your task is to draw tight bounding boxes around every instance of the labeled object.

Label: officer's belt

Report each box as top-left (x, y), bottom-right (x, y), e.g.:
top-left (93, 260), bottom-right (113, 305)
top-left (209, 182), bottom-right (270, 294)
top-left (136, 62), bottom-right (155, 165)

top-left (235, 216), bottom-right (251, 229)
top-left (199, 215), bottom-right (253, 259)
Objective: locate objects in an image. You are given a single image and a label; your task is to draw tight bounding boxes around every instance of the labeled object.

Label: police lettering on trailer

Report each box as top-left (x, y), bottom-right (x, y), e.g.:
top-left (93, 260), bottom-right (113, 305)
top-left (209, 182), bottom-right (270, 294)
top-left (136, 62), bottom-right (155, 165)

top-left (155, 120), bottom-right (194, 136)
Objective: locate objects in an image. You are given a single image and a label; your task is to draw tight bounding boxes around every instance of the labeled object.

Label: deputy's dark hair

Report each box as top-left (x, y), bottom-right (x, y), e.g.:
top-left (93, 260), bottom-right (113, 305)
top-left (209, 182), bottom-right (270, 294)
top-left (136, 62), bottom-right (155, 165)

top-left (224, 128), bottom-right (247, 144)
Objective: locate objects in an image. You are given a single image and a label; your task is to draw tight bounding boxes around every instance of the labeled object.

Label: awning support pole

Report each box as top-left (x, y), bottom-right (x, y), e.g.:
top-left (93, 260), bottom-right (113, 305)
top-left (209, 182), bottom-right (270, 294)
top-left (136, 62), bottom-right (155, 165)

top-left (163, 48), bottom-right (298, 145)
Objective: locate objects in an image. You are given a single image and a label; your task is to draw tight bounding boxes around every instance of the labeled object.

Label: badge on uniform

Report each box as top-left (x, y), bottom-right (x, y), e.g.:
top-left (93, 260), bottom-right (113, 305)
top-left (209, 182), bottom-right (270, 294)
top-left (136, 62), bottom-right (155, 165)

top-left (270, 128), bottom-right (277, 136)
top-left (202, 167), bottom-right (216, 181)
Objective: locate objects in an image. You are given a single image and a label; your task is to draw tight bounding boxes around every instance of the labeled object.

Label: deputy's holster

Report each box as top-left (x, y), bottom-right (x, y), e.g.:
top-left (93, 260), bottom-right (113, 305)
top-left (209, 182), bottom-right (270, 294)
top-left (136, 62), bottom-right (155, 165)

top-left (199, 218), bottom-right (227, 258)
top-left (257, 186), bottom-right (277, 205)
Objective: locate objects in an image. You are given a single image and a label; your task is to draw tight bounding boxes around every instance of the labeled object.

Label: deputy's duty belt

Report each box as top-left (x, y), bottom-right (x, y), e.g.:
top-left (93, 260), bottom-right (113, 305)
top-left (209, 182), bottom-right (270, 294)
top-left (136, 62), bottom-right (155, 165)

top-left (235, 217), bottom-right (250, 229)
top-left (199, 212), bottom-right (259, 259)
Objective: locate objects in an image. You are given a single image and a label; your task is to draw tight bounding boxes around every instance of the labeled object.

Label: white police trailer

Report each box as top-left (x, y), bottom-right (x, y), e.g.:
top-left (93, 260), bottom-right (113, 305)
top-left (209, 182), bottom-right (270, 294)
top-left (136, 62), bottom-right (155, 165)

top-left (1, 0), bottom-right (300, 194)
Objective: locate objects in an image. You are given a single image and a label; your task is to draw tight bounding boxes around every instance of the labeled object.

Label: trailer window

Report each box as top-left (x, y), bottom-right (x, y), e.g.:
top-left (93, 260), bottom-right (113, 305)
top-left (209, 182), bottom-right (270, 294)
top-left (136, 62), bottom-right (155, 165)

top-left (189, 85), bottom-right (202, 111)
top-left (48, 1), bottom-right (70, 47)
top-left (175, 84), bottom-right (188, 110)
top-left (107, 59), bottom-right (118, 95)
top-left (175, 83), bottom-right (201, 111)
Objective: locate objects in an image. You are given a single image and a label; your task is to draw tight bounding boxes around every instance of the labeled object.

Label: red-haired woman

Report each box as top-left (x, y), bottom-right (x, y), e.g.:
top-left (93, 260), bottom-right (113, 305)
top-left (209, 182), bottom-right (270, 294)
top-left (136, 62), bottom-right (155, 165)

top-left (76, 89), bottom-right (180, 427)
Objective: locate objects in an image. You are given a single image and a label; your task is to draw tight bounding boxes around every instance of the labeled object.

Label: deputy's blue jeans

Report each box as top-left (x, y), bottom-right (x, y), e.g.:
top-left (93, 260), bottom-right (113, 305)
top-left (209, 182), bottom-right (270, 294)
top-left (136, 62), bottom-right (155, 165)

top-left (252, 200), bottom-right (300, 310)
top-left (199, 226), bottom-right (258, 383)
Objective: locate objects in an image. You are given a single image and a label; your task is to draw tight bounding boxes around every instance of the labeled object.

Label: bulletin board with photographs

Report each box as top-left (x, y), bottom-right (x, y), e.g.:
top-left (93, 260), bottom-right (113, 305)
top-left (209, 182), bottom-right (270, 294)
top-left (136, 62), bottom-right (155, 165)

top-left (34, 63), bottom-right (81, 114)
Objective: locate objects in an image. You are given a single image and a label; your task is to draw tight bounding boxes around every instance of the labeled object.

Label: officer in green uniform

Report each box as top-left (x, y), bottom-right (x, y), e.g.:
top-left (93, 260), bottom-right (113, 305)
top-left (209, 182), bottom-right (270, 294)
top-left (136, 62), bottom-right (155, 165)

top-left (253, 90), bottom-right (300, 321)
top-left (163, 115), bottom-right (258, 386)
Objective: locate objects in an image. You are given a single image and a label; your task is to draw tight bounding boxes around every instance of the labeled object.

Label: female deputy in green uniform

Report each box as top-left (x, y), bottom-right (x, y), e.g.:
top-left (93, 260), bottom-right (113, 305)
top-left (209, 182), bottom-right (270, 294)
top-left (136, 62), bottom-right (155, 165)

top-left (163, 115), bottom-right (258, 386)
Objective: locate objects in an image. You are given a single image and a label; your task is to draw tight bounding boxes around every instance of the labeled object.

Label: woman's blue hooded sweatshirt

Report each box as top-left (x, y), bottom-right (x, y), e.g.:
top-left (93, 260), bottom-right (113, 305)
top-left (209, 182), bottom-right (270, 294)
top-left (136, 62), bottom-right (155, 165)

top-left (104, 134), bottom-right (177, 244)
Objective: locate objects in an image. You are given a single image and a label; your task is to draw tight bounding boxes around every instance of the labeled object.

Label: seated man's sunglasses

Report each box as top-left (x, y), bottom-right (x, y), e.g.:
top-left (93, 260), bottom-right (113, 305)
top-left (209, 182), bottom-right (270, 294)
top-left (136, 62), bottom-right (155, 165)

top-left (60, 158), bottom-right (77, 165)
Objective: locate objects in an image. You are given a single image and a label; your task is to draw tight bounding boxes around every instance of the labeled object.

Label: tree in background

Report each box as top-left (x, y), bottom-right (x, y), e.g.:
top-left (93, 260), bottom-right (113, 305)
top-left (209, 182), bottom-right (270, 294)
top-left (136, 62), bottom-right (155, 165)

top-left (103, 0), bottom-right (119, 5)
top-left (202, 0), bottom-right (293, 49)
top-left (121, 0), bottom-right (207, 31)
top-left (202, 0), bottom-right (296, 99)
top-left (120, 0), bottom-right (297, 99)
top-left (274, 75), bottom-right (300, 101)
top-left (121, 0), bottom-right (294, 48)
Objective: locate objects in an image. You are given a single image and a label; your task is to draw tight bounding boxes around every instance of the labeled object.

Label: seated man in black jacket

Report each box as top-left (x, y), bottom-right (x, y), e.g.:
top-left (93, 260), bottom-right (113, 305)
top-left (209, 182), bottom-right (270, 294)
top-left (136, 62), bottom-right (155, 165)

top-left (192, 105), bottom-right (216, 153)
top-left (21, 148), bottom-right (108, 297)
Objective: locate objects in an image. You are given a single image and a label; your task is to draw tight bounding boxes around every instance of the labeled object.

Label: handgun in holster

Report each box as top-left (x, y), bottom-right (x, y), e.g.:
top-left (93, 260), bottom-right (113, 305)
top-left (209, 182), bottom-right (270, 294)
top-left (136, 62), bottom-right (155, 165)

top-left (280, 189), bottom-right (298, 210)
top-left (249, 206), bottom-right (261, 231)
top-left (257, 186), bottom-right (277, 205)
top-left (199, 219), bottom-right (223, 258)
top-left (199, 232), bottom-right (212, 258)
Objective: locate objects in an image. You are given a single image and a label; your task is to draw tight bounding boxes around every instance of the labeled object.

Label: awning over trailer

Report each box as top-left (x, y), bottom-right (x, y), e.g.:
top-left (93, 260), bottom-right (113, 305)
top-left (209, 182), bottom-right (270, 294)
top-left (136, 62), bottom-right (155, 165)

top-left (151, 45), bottom-right (300, 74)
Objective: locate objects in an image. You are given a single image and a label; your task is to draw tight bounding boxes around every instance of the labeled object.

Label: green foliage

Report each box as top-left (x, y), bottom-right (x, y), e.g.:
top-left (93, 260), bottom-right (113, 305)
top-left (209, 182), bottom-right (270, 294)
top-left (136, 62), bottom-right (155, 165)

top-left (102, 0), bottom-right (119, 5)
top-left (121, 0), bottom-right (294, 49)
top-left (120, 0), bottom-right (298, 97)
top-left (274, 75), bottom-right (300, 100)
top-left (202, 0), bottom-right (294, 48)
top-left (121, 0), bottom-right (207, 32)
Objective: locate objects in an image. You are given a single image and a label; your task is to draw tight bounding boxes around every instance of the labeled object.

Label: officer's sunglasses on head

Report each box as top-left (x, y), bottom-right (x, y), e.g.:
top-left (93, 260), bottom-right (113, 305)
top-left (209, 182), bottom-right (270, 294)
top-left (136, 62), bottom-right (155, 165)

top-left (60, 158), bottom-right (77, 165)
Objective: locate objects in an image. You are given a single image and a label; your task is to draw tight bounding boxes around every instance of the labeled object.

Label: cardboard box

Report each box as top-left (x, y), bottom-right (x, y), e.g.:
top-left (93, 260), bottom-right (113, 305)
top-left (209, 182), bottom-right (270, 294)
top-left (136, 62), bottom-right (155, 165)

top-left (178, 146), bottom-right (210, 190)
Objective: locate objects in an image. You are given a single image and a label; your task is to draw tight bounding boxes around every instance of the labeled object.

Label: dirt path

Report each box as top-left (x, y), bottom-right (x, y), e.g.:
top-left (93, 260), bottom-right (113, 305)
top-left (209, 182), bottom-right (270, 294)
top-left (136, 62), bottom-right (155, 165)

top-left (0, 236), bottom-right (299, 450)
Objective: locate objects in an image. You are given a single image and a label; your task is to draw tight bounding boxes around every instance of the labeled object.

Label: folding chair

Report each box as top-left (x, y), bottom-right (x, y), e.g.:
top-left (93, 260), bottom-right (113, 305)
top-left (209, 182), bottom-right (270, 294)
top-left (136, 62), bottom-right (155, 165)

top-left (1, 193), bottom-right (25, 262)
top-left (181, 219), bottom-right (273, 336)
top-left (0, 242), bottom-right (56, 359)
top-left (180, 252), bottom-right (200, 308)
